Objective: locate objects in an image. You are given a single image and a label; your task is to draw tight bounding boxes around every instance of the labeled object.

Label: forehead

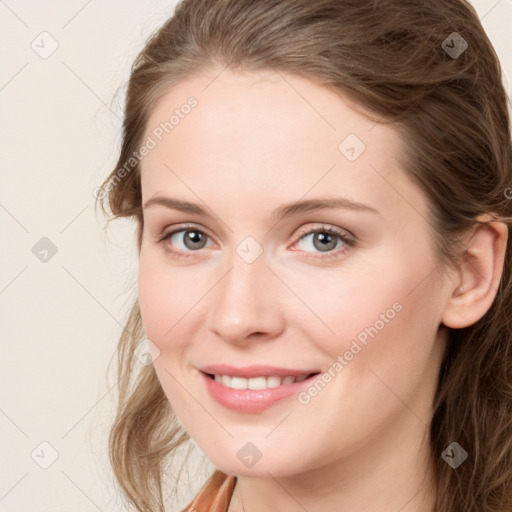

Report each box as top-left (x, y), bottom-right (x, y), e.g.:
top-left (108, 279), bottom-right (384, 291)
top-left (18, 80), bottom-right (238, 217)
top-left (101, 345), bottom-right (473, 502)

top-left (140, 67), bottom-right (429, 226)
top-left (144, 67), bottom-right (385, 156)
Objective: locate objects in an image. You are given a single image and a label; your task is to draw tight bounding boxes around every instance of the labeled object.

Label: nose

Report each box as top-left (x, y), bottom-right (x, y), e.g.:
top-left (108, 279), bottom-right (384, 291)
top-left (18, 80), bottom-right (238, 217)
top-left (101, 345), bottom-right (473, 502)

top-left (206, 250), bottom-right (286, 346)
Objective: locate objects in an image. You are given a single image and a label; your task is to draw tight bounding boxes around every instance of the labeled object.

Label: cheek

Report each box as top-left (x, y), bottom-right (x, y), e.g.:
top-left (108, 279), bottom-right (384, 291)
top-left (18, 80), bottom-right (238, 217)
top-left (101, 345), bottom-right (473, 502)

top-left (316, 262), bottom-right (443, 409)
top-left (299, 257), bottom-right (444, 406)
top-left (288, 264), bottom-right (443, 464)
top-left (138, 249), bottom-right (212, 353)
top-left (138, 251), bottom-right (180, 345)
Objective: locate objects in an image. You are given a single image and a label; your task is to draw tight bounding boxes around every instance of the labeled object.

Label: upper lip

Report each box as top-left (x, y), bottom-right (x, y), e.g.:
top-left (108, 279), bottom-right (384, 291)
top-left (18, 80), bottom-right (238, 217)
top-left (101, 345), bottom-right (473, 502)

top-left (199, 364), bottom-right (321, 378)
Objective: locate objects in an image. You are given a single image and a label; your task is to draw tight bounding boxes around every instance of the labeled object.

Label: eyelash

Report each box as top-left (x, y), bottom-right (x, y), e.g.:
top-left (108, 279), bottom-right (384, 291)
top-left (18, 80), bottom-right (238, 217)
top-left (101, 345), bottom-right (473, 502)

top-left (157, 223), bottom-right (356, 260)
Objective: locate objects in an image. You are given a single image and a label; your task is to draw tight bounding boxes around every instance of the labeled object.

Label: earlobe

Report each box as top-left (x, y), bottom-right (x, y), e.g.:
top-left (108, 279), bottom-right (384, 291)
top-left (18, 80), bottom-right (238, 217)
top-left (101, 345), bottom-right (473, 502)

top-left (442, 218), bottom-right (508, 329)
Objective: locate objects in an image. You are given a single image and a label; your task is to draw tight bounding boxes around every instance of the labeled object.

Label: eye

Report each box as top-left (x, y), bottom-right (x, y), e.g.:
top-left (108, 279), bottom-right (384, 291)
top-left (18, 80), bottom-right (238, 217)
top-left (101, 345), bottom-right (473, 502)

top-left (159, 224), bottom-right (213, 258)
top-left (158, 223), bottom-right (355, 260)
top-left (292, 224), bottom-right (355, 259)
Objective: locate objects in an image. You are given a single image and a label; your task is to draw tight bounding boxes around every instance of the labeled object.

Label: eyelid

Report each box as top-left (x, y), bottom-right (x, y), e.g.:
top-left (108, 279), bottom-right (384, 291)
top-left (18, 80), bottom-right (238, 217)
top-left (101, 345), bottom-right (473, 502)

top-left (292, 223), bottom-right (355, 244)
top-left (289, 223), bottom-right (355, 259)
top-left (159, 223), bottom-right (213, 242)
top-left (158, 222), bottom-right (356, 259)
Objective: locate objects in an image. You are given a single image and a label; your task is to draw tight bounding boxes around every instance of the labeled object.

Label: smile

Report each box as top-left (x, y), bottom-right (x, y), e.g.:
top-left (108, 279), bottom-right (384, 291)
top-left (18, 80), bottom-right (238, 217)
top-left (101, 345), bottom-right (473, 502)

top-left (200, 369), bottom-right (321, 413)
top-left (207, 373), bottom-right (315, 390)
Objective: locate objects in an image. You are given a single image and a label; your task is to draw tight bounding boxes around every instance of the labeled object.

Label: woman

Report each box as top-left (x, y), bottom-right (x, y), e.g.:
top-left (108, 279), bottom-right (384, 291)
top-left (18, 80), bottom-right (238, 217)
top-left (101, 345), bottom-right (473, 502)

top-left (97, 0), bottom-right (512, 510)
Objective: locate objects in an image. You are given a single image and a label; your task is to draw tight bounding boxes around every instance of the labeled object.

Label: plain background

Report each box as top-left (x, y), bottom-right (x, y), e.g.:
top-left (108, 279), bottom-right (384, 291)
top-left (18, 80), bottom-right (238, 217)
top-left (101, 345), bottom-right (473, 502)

top-left (1, 1), bottom-right (511, 510)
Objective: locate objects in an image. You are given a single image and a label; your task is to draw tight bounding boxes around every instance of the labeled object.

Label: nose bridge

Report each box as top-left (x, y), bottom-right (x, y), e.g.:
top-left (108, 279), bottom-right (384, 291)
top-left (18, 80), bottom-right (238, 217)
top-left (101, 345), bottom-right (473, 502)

top-left (207, 245), bottom-right (284, 342)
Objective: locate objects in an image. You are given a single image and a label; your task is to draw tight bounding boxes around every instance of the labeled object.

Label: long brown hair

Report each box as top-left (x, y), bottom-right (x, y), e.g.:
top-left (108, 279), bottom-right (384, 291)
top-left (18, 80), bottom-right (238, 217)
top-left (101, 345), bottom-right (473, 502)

top-left (97, 1), bottom-right (512, 510)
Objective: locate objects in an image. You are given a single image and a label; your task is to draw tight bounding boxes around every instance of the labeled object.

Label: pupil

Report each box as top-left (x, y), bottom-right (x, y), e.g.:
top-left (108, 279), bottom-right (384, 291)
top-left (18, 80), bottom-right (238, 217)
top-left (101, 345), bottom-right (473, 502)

top-left (315, 232), bottom-right (335, 252)
top-left (186, 230), bottom-right (205, 249)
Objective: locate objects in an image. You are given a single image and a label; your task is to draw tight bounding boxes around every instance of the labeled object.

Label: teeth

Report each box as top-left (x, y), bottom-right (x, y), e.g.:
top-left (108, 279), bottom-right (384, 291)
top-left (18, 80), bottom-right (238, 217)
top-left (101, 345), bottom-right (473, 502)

top-left (212, 374), bottom-right (310, 390)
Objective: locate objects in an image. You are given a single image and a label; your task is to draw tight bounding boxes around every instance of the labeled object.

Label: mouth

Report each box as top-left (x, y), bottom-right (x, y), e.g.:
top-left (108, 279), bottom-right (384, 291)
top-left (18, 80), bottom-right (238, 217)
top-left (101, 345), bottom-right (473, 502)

top-left (200, 369), bottom-right (322, 413)
top-left (202, 371), bottom-right (320, 390)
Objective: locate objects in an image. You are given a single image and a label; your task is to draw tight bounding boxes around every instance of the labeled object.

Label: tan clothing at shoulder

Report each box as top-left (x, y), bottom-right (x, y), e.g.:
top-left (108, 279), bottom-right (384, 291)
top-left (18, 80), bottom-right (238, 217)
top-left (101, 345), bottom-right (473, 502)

top-left (181, 470), bottom-right (237, 512)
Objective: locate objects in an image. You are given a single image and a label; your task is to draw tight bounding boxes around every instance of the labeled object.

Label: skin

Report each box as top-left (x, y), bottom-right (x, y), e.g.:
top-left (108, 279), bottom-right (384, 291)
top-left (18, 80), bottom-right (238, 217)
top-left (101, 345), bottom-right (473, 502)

top-left (137, 66), bottom-right (507, 512)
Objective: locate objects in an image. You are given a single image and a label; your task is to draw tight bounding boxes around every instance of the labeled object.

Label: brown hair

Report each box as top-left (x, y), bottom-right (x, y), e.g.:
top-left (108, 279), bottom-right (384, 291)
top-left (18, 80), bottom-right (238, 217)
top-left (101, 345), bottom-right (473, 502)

top-left (97, 0), bottom-right (512, 510)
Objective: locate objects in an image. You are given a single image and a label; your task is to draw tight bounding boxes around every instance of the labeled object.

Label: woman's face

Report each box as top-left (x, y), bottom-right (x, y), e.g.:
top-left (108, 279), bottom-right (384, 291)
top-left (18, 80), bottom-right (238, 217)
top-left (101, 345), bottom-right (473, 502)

top-left (138, 67), bottom-right (452, 477)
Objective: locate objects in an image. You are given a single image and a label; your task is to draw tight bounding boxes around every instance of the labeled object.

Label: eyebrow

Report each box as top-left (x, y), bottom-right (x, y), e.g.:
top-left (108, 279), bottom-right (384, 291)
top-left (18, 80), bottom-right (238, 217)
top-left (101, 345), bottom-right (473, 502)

top-left (143, 196), bottom-right (378, 221)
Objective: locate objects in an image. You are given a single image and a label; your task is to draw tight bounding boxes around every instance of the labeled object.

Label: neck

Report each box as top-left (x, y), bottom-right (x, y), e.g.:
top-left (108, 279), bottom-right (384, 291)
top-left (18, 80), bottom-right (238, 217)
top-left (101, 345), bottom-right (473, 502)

top-left (228, 413), bottom-right (437, 512)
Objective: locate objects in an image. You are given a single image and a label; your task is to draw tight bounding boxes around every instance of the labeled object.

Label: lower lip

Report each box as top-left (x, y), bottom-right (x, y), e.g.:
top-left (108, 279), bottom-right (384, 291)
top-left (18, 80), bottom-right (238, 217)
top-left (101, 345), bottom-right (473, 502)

top-left (200, 371), bottom-right (320, 413)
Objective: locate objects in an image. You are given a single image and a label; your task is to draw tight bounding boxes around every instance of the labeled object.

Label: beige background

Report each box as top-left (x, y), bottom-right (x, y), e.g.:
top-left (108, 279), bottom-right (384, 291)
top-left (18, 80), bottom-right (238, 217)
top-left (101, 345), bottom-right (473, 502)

top-left (1, 1), bottom-right (511, 510)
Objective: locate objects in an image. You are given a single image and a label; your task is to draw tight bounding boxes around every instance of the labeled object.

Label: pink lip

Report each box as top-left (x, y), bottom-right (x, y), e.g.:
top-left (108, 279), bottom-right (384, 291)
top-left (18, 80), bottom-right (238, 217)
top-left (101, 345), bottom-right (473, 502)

top-left (199, 364), bottom-right (320, 378)
top-left (199, 368), bottom-right (321, 413)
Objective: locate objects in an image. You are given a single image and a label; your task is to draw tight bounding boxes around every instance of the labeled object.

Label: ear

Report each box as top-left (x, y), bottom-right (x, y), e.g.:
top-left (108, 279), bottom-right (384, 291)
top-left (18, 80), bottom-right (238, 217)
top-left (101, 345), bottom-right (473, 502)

top-left (442, 218), bottom-right (508, 329)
